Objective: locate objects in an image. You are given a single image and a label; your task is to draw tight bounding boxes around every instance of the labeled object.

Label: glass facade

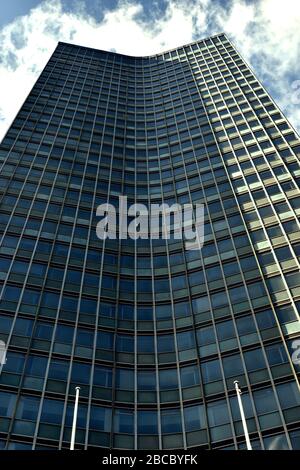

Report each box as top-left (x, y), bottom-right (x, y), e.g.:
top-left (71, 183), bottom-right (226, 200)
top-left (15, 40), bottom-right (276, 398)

top-left (0, 33), bottom-right (300, 450)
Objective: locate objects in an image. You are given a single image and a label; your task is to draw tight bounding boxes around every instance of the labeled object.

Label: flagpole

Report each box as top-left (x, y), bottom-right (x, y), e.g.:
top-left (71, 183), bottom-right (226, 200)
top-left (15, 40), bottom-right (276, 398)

top-left (70, 386), bottom-right (80, 450)
top-left (233, 380), bottom-right (252, 450)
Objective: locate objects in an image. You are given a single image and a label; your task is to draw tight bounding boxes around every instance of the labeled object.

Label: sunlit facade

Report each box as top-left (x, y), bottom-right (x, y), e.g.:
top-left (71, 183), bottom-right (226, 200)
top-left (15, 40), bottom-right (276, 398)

top-left (1, 34), bottom-right (300, 450)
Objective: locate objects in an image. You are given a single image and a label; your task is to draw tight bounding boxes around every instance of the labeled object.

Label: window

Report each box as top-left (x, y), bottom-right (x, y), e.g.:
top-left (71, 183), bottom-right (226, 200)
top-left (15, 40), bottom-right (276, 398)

top-left (184, 404), bottom-right (206, 431)
top-left (80, 298), bottom-right (97, 315)
top-left (223, 354), bottom-right (244, 378)
top-left (290, 429), bottom-right (300, 449)
top-left (137, 335), bottom-right (154, 353)
top-left (13, 318), bottom-right (33, 337)
top-left (98, 331), bottom-right (114, 350)
top-left (48, 360), bottom-right (69, 381)
top-left (89, 406), bottom-right (111, 431)
top-left (40, 398), bottom-right (64, 424)
top-left (236, 315), bottom-right (256, 335)
top-left (276, 382), bottom-right (300, 409)
top-left (264, 433), bottom-right (289, 450)
top-left (247, 281), bottom-right (267, 298)
top-left (201, 359), bottom-right (222, 383)
top-left (276, 305), bottom-right (298, 324)
top-left (197, 325), bottom-right (215, 345)
top-left (177, 331), bottom-right (195, 350)
top-left (3, 352), bottom-right (25, 373)
top-left (71, 362), bottom-right (91, 384)
top-left (93, 365), bottom-right (112, 388)
top-left (286, 272), bottom-right (300, 288)
top-left (161, 409), bottom-right (182, 433)
top-left (114, 409), bottom-right (134, 433)
top-left (0, 315), bottom-right (13, 333)
top-left (137, 411), bottom-right (158, 434)
top-left (76, 329), bottom-right (94, 347)
top-left (266, 276), bottom-right (286, 293)
top-left (157, 334), bottom-right (175, 353)
top-left (265, 343), bottom-right (288, 366)
top-left (40, 292), bottom-right (60, 310)
top-left (34, 322), bottom-right (54, 340)
top-left (230, 392), bottom-right (254, 420)
top-left (16, 396), bottom-right (40, 421)
top-left (55, 324), bottom-right (74, 343)
top-left (253, 388), bottom-right (278, 414)
top-left (25, 355), bottom-right (48, 377)
top-left (207, 399), bottom-right (230, 426)
top-left (244, 348), bottom-right (266, 371)
top-left (211, 291), bottom-right (229, 309)
top-left (216, 320), bottom-right (235, 340)
top-left (0, 391), bottom-right (17, 417)
top-left (159, 369), bottom-right (178, 390)
top-left (137, 371), bottom-right (156, 391)
top-left (180, 365), bottom-right (200, 387)
top-left (1, 286), bottom-right (22, 302)
top-left (192, 296), bottom-right (210, 314)
top-left (116, 369), bottom-right (134, 390)
top-left (256, 309), bottom-right (277, 329)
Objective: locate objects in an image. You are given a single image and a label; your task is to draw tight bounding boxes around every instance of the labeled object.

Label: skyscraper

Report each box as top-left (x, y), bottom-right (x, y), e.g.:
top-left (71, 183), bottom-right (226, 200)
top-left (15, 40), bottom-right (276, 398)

top-left (0, 32), bottom-right (300, 450)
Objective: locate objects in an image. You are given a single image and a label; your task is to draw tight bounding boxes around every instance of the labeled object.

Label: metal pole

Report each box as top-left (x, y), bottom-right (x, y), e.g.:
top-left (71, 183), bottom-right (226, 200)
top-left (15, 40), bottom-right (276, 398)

top-left (233, 380), bottom-right (252, 450)
top-left (70, 386), bottom-right (80, 450)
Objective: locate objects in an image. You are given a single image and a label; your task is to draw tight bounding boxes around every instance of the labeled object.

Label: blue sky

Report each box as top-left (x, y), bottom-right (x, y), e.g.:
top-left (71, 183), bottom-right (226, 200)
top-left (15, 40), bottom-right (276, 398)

top-left (0, 0), bottom-right (299, 140)
top-left (0, 0), bottom-right (119, 27)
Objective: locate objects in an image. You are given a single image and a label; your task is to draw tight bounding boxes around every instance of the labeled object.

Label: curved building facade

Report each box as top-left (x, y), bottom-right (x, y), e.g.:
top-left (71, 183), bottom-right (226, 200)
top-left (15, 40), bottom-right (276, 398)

top-left (1, 34), bottom-right (300, 450)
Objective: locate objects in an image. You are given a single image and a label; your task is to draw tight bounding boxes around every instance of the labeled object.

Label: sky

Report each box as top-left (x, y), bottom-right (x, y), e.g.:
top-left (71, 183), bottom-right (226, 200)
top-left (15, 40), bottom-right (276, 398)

top-left (0, 0), bottom-right (299, 141)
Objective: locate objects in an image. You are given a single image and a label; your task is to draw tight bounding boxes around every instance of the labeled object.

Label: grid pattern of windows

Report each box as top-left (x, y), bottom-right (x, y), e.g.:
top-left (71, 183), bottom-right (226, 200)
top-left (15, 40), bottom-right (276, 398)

top-left (0, 34), bottom-right (300, 450)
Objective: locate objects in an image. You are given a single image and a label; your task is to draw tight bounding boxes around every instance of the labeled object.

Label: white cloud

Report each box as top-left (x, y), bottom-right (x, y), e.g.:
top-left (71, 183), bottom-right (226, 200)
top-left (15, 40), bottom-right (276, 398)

top-left (0, 0), bottom-right (299, 141)
top-left (216, 0), bottom-right (300, 133)
top-left (217, 1), bottom-right (255, 40)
